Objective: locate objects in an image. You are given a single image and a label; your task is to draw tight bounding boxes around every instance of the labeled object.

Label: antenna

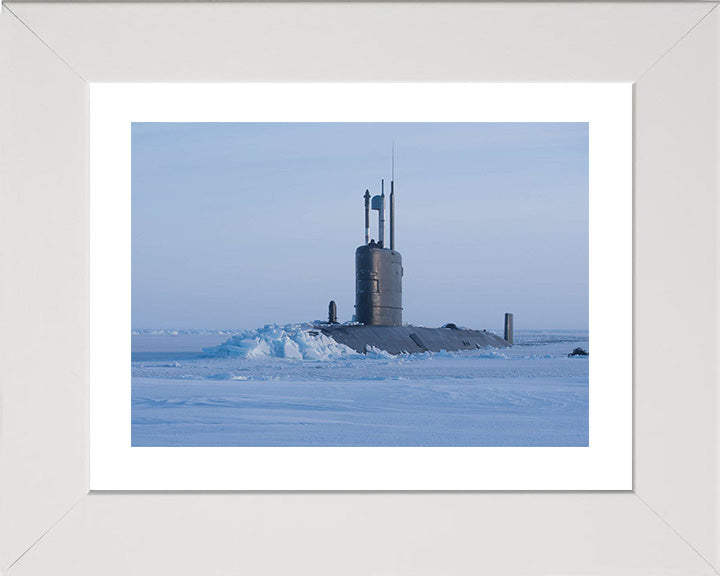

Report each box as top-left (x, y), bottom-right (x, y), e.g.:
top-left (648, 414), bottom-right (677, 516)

top-left (379, 182), bottom-right (385, 247)
top-left (363, 189), bottom-right (370, 245)
top-left (390, 182), bottom-right (395, 250)
top-left (390, 142), bottom-right (395, 250)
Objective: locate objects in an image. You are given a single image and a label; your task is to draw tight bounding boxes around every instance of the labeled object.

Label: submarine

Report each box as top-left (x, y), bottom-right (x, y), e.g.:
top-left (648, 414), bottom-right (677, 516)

top-left (317, 176), bottom-right (512, 355)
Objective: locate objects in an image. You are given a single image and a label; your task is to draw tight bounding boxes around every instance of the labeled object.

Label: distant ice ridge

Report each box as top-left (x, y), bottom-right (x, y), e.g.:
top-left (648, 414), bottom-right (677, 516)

top-left (203, 323), bottom-right (359, 360)
top-left (133, 328), bottom-right (243, 336)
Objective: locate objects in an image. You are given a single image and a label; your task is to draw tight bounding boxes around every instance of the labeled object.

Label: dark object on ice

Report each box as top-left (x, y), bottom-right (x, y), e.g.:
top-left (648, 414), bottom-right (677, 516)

top-left (322, 165), bottom-right (513, 355)
top-left (328, 300), bottom-right (338, 324)
top-left (568, 347), bottom-right (589, 357)
top-left (504, 312), bottom-right (514, 345)
top-left (320, 324), bottom-right (509, 355)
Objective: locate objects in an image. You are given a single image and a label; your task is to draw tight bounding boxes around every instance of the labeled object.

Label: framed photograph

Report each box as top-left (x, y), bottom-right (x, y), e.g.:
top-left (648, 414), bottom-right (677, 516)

top-left (2, 2), bottom-right (718, 574)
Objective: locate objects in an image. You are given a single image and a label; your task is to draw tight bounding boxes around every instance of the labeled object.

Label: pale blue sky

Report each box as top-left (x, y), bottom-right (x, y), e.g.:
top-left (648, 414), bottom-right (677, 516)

top-left (132, 122), bottom-right (588, 330)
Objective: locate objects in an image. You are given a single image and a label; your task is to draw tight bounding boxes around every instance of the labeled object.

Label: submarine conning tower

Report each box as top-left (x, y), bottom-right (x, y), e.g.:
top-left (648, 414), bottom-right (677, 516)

top-left (355, 180), bottom-right (403, 326)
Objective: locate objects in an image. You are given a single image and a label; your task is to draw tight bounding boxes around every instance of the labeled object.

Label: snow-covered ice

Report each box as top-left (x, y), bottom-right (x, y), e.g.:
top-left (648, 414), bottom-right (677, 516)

top-left (203, 323), bottom-right (358, 360)
top-left (132, 327), bottom-right (589, 447)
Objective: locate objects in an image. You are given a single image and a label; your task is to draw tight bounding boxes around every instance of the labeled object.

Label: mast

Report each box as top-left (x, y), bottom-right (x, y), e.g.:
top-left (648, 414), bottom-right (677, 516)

top-left (378, 184), bottom-right (385, 247)
top-left (363, 189), bottom-right (370, 245)
top-left (390, 180), bottom-right (395, 250)
top-left (390, 143), bottom-right (395, 250)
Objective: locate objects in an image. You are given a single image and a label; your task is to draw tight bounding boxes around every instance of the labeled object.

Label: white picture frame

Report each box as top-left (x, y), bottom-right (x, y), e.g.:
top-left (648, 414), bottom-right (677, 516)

top-left (1, 2), bottom-right (719, 574)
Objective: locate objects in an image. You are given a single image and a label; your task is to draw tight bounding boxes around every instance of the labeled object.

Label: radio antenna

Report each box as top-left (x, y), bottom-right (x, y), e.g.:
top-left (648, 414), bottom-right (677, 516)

top-left (363, 189), bottom-right (371, 245)
top-left (392, 140), bottom-right (395, 181)
top-left (390, 142), bottom-right (395, 250)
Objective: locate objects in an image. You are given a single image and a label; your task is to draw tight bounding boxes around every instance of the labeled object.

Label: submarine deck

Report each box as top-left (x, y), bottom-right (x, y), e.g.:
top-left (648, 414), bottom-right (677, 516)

top-left (317, 324), bottom-right (510, 355)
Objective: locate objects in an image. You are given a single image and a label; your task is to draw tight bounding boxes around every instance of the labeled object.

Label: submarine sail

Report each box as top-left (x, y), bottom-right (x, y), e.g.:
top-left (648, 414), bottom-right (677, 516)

top-left (355, 180), bottom-right (403, 327)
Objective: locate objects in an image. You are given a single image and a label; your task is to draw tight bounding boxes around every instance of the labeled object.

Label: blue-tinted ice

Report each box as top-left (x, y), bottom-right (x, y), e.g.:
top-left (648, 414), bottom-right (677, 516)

top-left (132, 327), bottom-right (589, 447)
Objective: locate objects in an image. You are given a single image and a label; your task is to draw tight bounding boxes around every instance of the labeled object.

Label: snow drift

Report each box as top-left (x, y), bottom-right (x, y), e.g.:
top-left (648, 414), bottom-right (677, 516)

top-left (203, 323), bottom-right (358, 360)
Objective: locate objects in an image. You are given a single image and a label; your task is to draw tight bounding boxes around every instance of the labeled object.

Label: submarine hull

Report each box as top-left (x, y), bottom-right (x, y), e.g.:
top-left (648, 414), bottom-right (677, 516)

top-left (319, 324), bottom-right (510, 355)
